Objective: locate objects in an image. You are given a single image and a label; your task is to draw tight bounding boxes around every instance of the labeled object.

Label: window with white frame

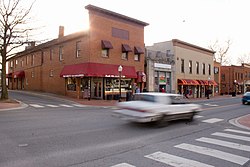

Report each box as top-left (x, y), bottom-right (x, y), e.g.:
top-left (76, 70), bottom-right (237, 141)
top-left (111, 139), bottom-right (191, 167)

top-left (101, 49), bottom-right (109, 57)
top-left (76, 41), bottom-right (81, 58)
top-left (122, 52), bottom-right (128, 60)
top-left (49, 70), bottom-right (53, 77)
top-left (59, 46), bottom-right (64, 61)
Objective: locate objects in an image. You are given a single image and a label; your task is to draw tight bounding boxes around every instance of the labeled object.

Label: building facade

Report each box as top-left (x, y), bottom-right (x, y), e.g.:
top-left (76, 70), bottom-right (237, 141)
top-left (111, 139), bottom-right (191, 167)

top-left (146, 39), bottom-right (216, 98)
top-left (221, 63), bottom-right (250, 94)
top-left (7, 5), bottom-right (148, 100)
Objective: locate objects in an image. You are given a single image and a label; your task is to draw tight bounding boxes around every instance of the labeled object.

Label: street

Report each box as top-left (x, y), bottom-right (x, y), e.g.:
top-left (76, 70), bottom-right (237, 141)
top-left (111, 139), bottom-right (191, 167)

top-left (0, 91), bottom-right (249, 167)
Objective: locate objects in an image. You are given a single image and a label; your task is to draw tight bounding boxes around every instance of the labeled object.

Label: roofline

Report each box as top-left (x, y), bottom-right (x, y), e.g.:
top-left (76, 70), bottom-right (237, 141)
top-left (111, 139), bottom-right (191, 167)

top-left (85, 4), bottom-right (149, 27)
top-left (172, 39), bottom-right (215, 54)
top-left (10, 31), bottom-right (88, 58)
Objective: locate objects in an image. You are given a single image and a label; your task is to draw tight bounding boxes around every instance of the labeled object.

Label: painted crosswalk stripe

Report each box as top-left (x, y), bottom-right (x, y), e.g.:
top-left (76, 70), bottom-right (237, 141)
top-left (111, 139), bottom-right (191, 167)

top-left (145, 151), bottom-right (214, 167)
top-left (175, 143), bottom-right (249, 165)
top-left (196, 137), bottom-right (250, 152)
top-left (72, 104), bottom-right (87, 107)
top-left (212, 132), bottom-right (250, 142)
top-left (204, 103), bottom-right (219, 107)
top-left (224, 129), bottom-right (250, 135)
top-left (110, 163), bottom-right (136, 167)
top-left (194, 115), bottom-right (203, 119)
top-left (46, 104), bottom-right (59, 108)
top-left (59, 104), bottom-right (73, 107)
top-left (29, 104), bottom-right (44, 108)
top-left (202, 118), bottom-right (223, 123)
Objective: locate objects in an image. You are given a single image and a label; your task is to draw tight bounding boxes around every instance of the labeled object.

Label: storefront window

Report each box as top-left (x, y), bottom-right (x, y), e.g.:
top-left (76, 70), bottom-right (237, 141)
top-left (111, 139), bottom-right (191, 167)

top-left (67, 78), bottom-right (76, 91)
top-left (81, 78), bottom-right (89, 91)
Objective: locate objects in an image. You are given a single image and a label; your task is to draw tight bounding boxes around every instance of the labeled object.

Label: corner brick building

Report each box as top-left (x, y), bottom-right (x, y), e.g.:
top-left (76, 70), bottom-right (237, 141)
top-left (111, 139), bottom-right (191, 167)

top-left (221, 63), bottom-right (250, 94)
top-left (7, 5), bottom-right (149, 100)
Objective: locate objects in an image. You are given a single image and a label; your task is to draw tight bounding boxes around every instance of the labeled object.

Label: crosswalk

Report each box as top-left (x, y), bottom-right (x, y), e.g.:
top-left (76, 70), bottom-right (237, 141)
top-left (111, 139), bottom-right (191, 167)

top-left (110, 128), bottom-right (250, 167)
top-left (29, 103), bottom-right (87, 108)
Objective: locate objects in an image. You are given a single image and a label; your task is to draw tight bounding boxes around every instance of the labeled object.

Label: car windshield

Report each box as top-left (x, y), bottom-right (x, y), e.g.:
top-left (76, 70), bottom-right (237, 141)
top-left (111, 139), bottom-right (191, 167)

top-left (133, 94), bottom-right (156, 102)
top-left (170, 95), bottom-right (189, 104)
top-left (244, 92), bottom-right (250, 96)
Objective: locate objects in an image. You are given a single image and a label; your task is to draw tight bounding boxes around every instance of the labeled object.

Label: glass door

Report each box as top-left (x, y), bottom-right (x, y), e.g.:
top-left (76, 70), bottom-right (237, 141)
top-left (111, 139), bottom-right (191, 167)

top-left (92, 78), bottom-right (103, 99)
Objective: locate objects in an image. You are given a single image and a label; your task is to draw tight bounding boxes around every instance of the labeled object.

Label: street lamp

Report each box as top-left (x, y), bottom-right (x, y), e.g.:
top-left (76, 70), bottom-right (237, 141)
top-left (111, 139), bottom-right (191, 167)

top-left (118, 65), bottom-right (123, 102)
top-left (234, 80), bottom-right (237, 96)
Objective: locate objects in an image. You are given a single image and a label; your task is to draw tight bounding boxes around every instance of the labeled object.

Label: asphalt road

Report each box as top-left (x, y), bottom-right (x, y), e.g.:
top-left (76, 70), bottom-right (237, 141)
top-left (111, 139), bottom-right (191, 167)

top-left (0, 91), bottom-right (249, 167)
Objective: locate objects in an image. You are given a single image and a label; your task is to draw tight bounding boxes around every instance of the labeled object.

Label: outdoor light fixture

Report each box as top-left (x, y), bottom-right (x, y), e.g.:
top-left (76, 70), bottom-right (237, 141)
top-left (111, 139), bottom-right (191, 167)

top-left (118, 65), bottom-right (123, 102)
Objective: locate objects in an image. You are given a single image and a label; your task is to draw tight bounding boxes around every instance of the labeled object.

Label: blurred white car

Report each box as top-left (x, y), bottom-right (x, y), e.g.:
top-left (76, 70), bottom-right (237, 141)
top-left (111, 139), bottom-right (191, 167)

top-left (113, 92), bottom-right (202, 126)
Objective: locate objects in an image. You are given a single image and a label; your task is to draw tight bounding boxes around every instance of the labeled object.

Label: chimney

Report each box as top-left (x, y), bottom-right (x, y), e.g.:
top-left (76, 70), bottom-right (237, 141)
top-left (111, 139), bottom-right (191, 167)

top-left (58, 26), bottom-right (64, 38)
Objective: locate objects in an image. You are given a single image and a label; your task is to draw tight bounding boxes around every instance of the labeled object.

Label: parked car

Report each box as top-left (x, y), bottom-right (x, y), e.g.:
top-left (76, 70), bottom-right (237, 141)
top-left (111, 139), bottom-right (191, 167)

top-left (242, 92), bottom-right (250, 105)
top-left (113, 92), bottom-right (202, 126)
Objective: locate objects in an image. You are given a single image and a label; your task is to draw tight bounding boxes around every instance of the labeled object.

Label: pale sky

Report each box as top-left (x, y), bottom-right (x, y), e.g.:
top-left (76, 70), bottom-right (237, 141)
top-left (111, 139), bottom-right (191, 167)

top-left (27, 0), bottom-right (250, 65)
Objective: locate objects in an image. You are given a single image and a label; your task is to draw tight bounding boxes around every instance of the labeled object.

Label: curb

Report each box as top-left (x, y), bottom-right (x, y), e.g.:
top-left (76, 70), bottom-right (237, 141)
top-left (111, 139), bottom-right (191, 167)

top-left (229, 115), bottom-right (250, 131)
top-left (0, 100), bottom-right (28, 111)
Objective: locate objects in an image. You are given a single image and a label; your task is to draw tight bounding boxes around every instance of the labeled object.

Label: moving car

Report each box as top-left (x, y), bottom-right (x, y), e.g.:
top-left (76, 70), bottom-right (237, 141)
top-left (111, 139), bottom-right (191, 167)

top-left (242, 92), bottom-right (250, 105)
top-left (113, 92), bottom-right (202, 126)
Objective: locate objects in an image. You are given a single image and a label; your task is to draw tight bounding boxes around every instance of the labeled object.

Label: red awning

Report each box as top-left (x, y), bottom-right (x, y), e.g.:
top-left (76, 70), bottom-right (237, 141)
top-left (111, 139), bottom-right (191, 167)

top-left (209, 80), bottom-right (218, 86)
top-left (197, 80), bottom-right (217, 86)
top-left (178, 79), bottom-right (199, 85)
top-left (6, 73), bottom-right (13, 78)
top-left (134, 46), bottom-right (144, 54)
top-left (122, 44), bottom-right (132, 52)
top-left (13, 71), bottom-right (25, 78)
top-left (101, 40), bottom-right (113, 49)
top-left (197, 80), bottom-right (209, 85)
top-left (60, 63), bottom-right (137, 78)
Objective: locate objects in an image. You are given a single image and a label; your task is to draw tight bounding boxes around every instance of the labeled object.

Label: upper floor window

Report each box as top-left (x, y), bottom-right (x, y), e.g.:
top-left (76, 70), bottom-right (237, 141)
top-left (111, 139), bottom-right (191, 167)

top-left (181, 59), bottom-right (184, 73)
top-left (134, 46), bottom-right (144, 61)
top-left (76, 41), bottom-right (81, 58)
top-left (31, 54), bottom-right (35, 66)
top-left (221, 74), bottom-right (225, 81)
top-left (15, 59), bottom-right (18, 68)
top-left (50, 49), bottom-right (54, 61)
top-left (21, 60), bottom-right (24, 67)
top-left (208, 64), bottom-right (211, 75)
top-left (10, 61), bottom-right (13, 68)
top-left (196, 62), bottom-right (199, 74)
top-left (189, 60), bottom-right (192, 74)
top-left (121, 44), bottom-right (132, 60)
top-left (59, 46), bottom-right (64, 61)
top-left (101, 40), bottom-right (113, 58)
top-left (49, 70), bottom-right (53, 77)
top-left (202, 63), bottom-right (205, 75)
top-left (26, 56), bottom-right (29, 65)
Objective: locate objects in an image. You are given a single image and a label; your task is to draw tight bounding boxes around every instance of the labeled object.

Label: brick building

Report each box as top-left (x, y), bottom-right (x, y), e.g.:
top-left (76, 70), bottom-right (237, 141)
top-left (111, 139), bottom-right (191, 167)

top-left (221, 63), bottom-right (250, 94)
top-left (7, 5), bottom-right (148, 100)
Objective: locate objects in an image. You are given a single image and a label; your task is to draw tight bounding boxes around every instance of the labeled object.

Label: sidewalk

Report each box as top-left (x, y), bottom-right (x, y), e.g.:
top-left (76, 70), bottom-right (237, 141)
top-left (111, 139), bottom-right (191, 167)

top-left (0, 91), bottom-right (249, 130)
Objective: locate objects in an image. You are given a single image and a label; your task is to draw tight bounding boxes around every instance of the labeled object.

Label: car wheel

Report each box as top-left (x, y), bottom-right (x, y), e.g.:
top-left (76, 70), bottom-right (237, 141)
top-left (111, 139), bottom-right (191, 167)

top-left (242, 101), bottom-right (245, 105)
top-left (155, 116), bottom-right (168, 128)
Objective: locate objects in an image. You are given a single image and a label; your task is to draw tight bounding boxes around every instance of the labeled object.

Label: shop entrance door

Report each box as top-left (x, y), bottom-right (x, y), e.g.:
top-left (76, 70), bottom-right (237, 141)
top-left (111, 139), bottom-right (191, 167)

top-left (92, 78), bottom-right (103, 99)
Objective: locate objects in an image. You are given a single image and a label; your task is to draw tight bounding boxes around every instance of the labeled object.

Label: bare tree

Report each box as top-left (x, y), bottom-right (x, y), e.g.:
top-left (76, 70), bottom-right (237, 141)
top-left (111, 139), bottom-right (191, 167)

top-left (0, 0), bottom-right (35, 100)
top-left (208, 39), bottom-right (232, 65)
top-left (237, 53), bottom-right (250, 65)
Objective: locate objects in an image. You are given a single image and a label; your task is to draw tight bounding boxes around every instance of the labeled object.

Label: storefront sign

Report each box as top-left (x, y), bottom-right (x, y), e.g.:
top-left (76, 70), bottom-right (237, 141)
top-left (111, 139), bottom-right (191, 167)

top-left (154, 63), bottom-right (171, 69)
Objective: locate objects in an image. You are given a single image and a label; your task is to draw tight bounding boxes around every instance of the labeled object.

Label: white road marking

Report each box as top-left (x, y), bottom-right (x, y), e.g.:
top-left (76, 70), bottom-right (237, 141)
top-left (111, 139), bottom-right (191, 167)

top-left (212, 132), bottom-right (250, 142)
top-left (72, 104), bottom-right (87, 107)
top-left (59, 104), bottom-right (73, 108)
top-left (110, 163), bottom-right (136, 167)
top-left (194, 115), bottom-right (203, 119)
top-left (175, 143), bottom-right (249, 165)
top-left (145, 151), bottom-right (214, 167)
top-left (202, 118), bottom-right (224, 123)
top-left (46, 104), bottom-right (59, 108)
top-left (204, 103), bottom-right (219, 107)
top-left (29, 104), bottom-right (44, 108)
top-left (224, 129), bottom-right (250, 135)
top-left (196, 137), bottom-right (250, 152)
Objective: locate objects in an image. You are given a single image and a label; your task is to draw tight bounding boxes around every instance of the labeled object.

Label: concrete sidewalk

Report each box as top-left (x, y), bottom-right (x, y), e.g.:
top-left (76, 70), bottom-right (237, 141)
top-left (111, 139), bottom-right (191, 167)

top-left (0, 91), bottom-right (249, 130)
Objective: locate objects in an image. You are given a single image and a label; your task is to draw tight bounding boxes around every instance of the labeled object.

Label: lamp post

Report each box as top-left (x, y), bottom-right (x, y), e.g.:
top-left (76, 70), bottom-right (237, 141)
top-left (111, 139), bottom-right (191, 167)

top-left (234, 80), bottom-right (237, 96)
top-left (118, 65), bottom-right (123, 102)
